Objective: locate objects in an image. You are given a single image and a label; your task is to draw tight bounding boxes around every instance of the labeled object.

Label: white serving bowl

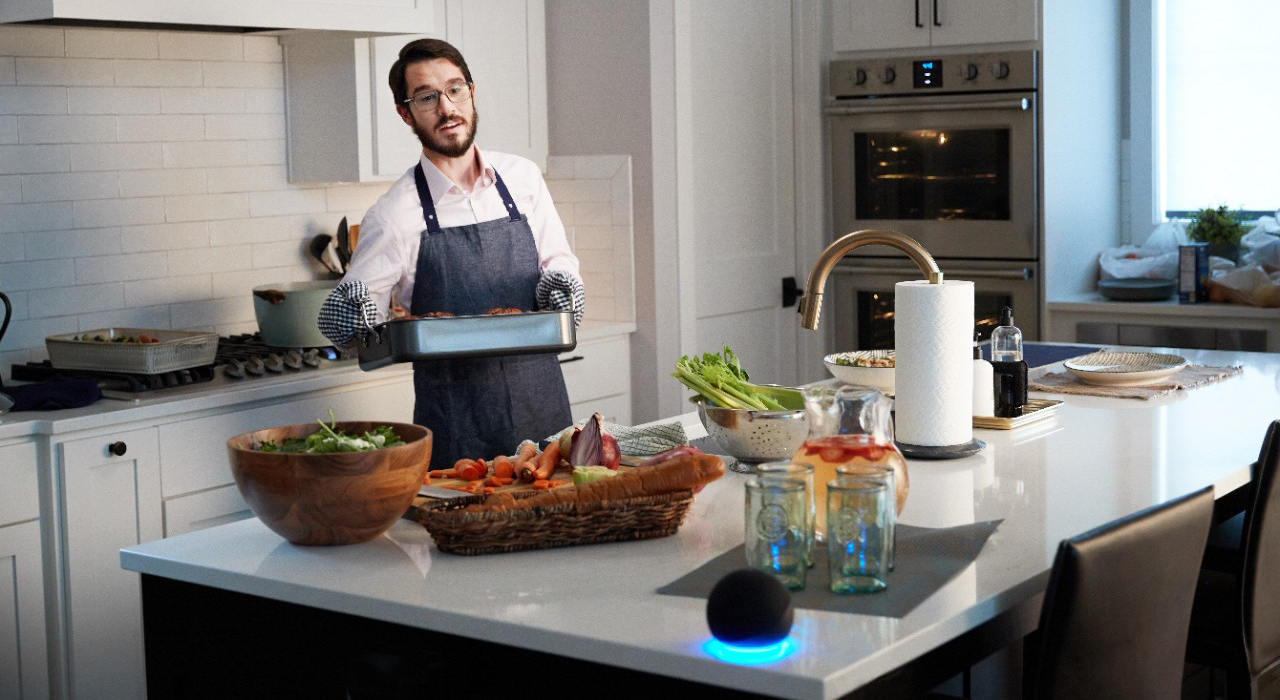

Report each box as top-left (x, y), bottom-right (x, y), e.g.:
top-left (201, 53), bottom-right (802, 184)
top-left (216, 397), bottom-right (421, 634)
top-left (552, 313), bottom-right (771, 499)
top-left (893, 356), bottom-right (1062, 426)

top-left (823, 350), bottom-right (896, 394)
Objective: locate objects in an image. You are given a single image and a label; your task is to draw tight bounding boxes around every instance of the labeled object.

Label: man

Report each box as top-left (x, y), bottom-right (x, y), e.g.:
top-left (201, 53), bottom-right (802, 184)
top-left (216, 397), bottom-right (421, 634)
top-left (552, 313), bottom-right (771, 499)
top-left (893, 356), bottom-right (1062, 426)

top-left (318, 38), bottom-right (583, 470)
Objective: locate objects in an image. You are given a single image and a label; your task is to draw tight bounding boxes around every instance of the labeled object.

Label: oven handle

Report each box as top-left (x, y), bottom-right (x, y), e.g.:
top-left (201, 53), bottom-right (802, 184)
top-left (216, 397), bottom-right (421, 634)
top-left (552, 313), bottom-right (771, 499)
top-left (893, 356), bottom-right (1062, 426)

top-left (832, 265), bottom-right (1033, 281)
top-left (824, 97), bottom-right (1029, 116)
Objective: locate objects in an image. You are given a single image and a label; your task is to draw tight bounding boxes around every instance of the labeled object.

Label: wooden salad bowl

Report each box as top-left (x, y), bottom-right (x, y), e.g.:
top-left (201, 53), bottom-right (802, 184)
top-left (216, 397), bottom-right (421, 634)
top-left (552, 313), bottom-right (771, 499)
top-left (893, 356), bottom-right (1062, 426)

top-left (226, 421), bottom-right (432, 546)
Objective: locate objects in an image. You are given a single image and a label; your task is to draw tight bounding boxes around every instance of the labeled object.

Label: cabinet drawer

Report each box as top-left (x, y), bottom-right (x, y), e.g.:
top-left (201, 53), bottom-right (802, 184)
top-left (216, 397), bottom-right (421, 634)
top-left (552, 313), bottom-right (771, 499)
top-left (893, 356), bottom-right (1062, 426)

top-left (0, 443), bottom-right (39, 527)
top-left (163, 485), bottom-right (253, 538)
top-left (560, 334), bottom-right (630, 405)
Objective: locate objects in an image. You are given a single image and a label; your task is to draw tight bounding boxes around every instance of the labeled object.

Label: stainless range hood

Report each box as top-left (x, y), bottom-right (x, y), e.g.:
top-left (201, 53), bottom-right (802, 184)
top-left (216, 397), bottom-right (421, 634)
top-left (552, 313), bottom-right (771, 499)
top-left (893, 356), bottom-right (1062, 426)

top-left (0, 0), bottom-right (435, 35)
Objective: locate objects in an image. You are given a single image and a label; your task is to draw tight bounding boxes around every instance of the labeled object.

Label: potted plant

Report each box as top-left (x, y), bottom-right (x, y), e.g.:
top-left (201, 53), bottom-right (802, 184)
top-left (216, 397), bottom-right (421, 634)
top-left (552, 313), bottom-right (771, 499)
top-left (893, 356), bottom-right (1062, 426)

top-left (1187, 205), bottom-right (1247, 262)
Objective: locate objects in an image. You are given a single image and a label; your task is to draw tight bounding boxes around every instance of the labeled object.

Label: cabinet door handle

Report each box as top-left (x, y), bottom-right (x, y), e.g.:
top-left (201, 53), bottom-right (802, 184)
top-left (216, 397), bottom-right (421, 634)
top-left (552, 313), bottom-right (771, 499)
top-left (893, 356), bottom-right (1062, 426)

top-left (108, 441), bottom-right (128, 457)
top-left (559, 355), bottom-right (585, 364)
top-left (933, 0), bottom-right (941, 26)
top-left (914, 0), bottom-right (924, 27)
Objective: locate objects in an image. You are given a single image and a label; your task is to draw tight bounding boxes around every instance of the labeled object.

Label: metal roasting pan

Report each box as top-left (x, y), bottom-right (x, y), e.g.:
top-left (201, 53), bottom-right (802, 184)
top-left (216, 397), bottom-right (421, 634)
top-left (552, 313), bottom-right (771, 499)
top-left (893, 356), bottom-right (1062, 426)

top-left (357, 310), bottom-right (576, 370)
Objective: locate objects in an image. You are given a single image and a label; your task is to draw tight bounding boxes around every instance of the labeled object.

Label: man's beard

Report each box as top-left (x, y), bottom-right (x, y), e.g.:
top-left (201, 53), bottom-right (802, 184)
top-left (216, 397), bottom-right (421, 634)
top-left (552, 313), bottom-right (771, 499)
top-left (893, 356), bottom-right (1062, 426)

top-left (413, 108), bottom-right (478, 158)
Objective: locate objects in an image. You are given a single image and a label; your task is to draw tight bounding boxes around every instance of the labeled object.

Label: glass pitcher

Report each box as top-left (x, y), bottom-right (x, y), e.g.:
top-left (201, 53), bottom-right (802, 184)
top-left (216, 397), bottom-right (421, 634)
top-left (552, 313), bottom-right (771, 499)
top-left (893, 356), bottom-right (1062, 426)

top-left (794, 384), bottom-right (909, 539)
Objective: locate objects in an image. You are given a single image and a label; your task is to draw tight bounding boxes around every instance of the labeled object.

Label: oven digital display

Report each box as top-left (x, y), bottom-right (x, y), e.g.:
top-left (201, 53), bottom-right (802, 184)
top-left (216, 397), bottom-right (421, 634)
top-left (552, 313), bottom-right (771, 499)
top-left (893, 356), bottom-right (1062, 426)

top-left (913, 59), bottom-right (942, 89)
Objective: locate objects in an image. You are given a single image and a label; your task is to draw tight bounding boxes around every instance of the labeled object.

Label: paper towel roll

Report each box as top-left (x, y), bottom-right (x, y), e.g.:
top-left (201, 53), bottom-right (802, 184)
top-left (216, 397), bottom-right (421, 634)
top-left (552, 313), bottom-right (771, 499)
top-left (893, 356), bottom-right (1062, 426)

top-left (894, 280), bottom-right (975, 447)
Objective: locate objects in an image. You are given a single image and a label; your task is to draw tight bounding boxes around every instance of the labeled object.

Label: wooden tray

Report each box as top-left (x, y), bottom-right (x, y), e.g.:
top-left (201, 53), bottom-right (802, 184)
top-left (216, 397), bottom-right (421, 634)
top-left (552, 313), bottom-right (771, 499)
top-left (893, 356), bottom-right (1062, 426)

top-left (973, 398), bottom-right (1063, 430)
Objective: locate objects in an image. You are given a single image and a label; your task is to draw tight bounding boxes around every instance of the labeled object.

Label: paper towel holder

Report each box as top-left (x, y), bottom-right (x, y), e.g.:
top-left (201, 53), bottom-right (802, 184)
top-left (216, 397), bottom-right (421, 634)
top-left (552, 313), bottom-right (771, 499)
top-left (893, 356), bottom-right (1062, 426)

top-left (798, 229), bottom-right (943, 331)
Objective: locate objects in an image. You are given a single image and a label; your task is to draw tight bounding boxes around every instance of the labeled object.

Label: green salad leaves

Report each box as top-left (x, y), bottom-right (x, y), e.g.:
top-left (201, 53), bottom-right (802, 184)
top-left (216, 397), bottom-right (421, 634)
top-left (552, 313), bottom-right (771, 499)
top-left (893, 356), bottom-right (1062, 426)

top-left (673, 345), bottom-right (788, 410)
top-left (257, 412), bottom-right (404, 453)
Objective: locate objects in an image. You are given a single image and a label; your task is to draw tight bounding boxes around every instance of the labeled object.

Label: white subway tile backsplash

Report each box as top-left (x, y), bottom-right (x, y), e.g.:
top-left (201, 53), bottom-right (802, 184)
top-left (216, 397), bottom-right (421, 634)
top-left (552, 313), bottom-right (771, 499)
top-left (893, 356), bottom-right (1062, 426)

top-left (121, 221), bottom-right (209, 252)
top-left (242, 37), bottom-right (283, 64)
top-left (79, 305), bottom-right (172, 332)
top-left (546, 179), bottom-right (611, 204)
top-left (210, 266), bottom-right (299, 298)
top-left (28, 282), bottom-right (124, 317)
top-left (242, 138), bottom-right (285, 165)
top-left (545, 155), bottom-right (574, 180)
top-left (73, 196), bottom-right (165, 228)
top-left (17, 57), bottom-right (115, 87)
top-left (17, 114), bottom-right (116, 144)
top-left (4, 315), bottom-right (79, 352)
top-left (169, 295), bottom-right (255, 330)
top-left (0, 116), bottom-right (15, 143)
top-left (206, 165), bottom-right (286, 194)
top-left (165, 192), bottom-right (250, 222)
top-left (577, 249), bottom-right (614, 274)
top-left (324, 184), bottom-right (385, 215)
top-left (116, 114), bottom-right (204, 142)
top-left (0, 86), bottom-right (67, 115)
top-left (69, 86), bottom-right (162, 115)
top-left (572, 225), bottom-right (613, 250)
top-left (125, 273), bottom-right (213, 307)
top-left (248, 188), bottom-right (326, 217)
top-left (166, 246), bottom-right (247, 275)
top-left (65, 29), bottom-right (158, 60)
top-left (574, 202), bottom-right (611, 226)
top-left (0, 200), bottom-right (73, 233)
top-left (0, 144), bottom-right (69, 174)
top-left (0, 58), bottom-right (14, 85)
top-left (74, 251), bottom-right (167, 284)
top-left (0, 258), bottom-right (75, 290)
top-left (158, 33), bottom-right (243, 62)
top-left (571, 155), bottom-right (625, 180)
top-left (0, 27), bottom-right (64, 58)
top-left (161, 87), bottom-right (246, 114)
top-left (0, 174), bottom-right (18, 203)
top-left (202, 62), bottom-right (283, 89)
top-left (25, 227), bottom-right (121, 259)
top-left (22, 171), bottom-right (119, 202)
top-left (204, 113), bottom-right (285, 141)
top-left (163, 140), bottom-right (248, 168)
top-left (251, 240), bottom-right (310, 269)
top-left (113, 59), bottom-right (203, 88)
top-left (208, 216), bottom-right (294, 246)
top-left (244, 88), bottom-right (284, 114)
top-left (0, 232), bottom-right (23, 262)
top-left (118, 168), bottom-right (206, 198)
top-left (70, 142), bottom-right (164, 171)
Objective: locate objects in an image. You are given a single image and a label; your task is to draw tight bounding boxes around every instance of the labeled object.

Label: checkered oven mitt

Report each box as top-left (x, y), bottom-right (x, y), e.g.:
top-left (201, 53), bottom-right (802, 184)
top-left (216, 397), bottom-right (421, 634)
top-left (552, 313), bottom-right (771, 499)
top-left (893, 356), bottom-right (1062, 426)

top-left (535, 269), bottom-right (585, 327)
top-left (317, 280), bottom-right (378, 346)
top-left (544, 420), bottom-right (689, 457)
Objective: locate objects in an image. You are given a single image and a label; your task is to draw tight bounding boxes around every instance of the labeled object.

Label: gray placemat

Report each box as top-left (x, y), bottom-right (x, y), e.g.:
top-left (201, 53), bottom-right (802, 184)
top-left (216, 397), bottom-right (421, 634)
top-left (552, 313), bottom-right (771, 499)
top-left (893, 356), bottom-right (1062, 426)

top-left (656, 519), bottom-right (1002, 618)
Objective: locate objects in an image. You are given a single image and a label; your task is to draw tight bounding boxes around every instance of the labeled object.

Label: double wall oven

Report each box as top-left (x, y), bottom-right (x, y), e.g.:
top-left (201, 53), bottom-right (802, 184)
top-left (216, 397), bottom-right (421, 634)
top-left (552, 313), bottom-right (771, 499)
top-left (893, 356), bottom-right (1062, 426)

top-left (825, 49), bottom-right (1040, 350)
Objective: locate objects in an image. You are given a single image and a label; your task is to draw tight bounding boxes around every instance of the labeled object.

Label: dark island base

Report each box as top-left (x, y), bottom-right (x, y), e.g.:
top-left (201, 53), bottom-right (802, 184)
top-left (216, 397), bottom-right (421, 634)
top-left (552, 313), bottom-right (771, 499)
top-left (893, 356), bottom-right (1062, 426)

top-left (140, 574), bottom-right (1033, 699)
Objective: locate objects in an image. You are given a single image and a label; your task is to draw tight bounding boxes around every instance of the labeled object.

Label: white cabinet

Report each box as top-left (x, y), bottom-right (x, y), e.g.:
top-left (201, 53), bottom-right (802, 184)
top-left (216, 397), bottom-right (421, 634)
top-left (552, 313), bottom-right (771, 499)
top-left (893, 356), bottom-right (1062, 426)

top-left (832, 0), bottom-right (1037, 52)
top-left (0, 441), bottom-right (48, 700)
top-left (561, 333), bottom-right (631, 425)
top-left (55, 427), bottom-right (161, 700)
top-left (0, 0), bottom-right (435, 34)
top-left (283, 0), bottom-right (547, 183)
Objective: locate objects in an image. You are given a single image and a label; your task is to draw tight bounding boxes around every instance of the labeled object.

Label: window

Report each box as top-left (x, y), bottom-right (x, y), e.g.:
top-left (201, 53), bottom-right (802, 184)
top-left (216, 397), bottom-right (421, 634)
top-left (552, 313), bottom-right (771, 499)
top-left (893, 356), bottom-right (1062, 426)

top-left (1159, 1), bottom-right (1279, 219)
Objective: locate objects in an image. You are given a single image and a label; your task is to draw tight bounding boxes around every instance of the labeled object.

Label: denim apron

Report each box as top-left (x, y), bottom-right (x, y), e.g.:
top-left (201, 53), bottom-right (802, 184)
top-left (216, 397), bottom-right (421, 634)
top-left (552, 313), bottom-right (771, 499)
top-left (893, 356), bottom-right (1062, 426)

top-left (409, 163), bottom-right (572, 470)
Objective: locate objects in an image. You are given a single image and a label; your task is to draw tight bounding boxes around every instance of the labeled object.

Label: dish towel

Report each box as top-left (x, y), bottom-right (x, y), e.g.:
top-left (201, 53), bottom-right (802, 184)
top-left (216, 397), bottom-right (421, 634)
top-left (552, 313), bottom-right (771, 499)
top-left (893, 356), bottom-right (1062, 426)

top-left (1030, 364), bottom-right (1243, 399)
top-left (544, 420), bottom-right (689, 456)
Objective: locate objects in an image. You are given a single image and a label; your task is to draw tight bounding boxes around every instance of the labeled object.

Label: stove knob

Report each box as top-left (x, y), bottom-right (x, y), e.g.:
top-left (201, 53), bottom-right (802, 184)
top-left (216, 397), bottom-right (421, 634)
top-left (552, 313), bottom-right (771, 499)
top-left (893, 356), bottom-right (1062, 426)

top-left (854, 67), bottom-right (867, 86)
top-left (264, 353), bottom-right (285, 373)
top-left (283, 350), bottom-right (303, 370)
top-left (992, 61), bottom-right (1010, 80)
top-left (880, 66), bottom-right (897, 84)
top-left (223, 359), bottom-right (246, 379)
top-left (964, 63), bottom-right (979, 81)
top-left (244, 357), bottom-right (265, 376)
top-left (302, 349), bottom-right (322, 368)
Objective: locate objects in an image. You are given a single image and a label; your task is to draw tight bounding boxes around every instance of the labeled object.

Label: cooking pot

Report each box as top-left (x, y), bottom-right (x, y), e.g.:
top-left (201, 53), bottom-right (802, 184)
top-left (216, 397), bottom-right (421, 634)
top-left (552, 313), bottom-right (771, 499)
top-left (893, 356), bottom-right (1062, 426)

top-left (251, 281), bottom-right (338, 348)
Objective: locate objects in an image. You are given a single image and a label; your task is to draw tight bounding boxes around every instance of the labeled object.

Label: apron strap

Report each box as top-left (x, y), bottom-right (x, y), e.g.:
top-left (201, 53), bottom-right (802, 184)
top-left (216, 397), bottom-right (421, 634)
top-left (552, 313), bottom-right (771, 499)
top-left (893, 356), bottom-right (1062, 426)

top-left (414, 162), bottom-right (523, 234)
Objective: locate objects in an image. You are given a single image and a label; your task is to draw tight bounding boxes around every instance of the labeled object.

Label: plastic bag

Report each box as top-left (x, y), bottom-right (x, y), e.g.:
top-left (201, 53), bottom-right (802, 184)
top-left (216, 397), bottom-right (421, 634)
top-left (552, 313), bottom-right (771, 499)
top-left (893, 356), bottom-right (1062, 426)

top-left (1098, 222), bottom-right (1188, 280)
top-left (1208, 263), bottom-right (1280, 307)
top-left (1240, 225), bottom-right (1280, 272)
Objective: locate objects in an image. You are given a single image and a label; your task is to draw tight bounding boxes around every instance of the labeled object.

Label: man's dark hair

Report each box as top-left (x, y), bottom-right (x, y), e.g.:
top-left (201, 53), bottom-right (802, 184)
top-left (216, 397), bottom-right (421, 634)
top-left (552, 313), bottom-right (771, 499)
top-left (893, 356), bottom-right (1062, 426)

top-left (389, 38), bottom-right (473, 107)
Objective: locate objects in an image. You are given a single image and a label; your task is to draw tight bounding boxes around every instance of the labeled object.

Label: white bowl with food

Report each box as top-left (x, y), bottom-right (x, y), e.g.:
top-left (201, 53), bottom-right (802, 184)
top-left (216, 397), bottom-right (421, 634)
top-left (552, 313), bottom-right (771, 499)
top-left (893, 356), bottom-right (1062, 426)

top-left (823, 350), bottom-right (896, 394)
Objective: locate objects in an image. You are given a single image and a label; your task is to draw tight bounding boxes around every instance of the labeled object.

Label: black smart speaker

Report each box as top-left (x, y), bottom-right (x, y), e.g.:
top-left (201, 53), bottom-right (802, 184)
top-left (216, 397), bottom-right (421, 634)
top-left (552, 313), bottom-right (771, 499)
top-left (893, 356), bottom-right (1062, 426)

top-left (706, 568), bottom-right (794, 646)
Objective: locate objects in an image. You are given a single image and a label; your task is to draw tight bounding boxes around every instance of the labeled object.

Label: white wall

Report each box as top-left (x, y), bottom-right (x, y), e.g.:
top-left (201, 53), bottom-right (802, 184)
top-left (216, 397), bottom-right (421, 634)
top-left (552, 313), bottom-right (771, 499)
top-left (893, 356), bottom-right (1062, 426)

top-left (0, 25), bottom-right (391, 377)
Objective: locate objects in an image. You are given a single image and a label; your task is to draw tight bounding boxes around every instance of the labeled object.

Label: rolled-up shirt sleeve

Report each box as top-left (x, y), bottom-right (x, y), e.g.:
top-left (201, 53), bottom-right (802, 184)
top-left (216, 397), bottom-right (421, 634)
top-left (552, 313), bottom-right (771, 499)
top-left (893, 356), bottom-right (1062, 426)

top-left (339, 208), bottom-right (413, 324)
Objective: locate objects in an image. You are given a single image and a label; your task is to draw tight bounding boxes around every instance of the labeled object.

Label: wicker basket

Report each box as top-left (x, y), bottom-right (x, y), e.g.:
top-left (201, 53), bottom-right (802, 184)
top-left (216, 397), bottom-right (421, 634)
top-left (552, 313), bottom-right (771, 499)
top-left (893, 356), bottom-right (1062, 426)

top-left (46, 328), bottom-right (218, 374)
top-left (410, 489), bottom-right (695, 555)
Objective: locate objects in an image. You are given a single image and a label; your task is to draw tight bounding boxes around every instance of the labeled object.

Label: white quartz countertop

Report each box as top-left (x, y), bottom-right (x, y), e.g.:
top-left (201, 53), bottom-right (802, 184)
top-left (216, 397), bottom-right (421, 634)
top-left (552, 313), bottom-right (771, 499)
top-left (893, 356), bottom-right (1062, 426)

top-left (120, 346), bottom-right (1280, 699)
top-left (1047, 293), bottom-right (1278, 319)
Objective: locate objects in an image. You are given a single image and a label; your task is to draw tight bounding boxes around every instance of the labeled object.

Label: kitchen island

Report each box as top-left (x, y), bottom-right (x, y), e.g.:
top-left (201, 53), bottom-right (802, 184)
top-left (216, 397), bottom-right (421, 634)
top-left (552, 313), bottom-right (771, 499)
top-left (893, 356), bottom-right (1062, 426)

top-left (120, 346), bottom-right (1280, 699)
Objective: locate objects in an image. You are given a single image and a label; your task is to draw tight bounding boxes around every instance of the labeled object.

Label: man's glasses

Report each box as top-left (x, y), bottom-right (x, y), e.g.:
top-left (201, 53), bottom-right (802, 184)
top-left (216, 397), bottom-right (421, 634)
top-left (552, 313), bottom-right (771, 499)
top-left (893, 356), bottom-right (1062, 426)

top-left (402, 82), bottom-right (472, 112)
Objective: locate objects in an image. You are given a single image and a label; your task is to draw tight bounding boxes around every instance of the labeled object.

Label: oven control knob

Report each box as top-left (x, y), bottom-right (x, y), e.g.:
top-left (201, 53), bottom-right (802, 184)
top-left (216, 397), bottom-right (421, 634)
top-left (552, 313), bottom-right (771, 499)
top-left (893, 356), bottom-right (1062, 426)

top-left (880, 66), bottom-right (896, 84)
top-left (992, 61), bottom-right (1010, 80)
top-left (853, 68), bottom-right (867, 86)
top-left (964, 63), bottom-right (980, 81)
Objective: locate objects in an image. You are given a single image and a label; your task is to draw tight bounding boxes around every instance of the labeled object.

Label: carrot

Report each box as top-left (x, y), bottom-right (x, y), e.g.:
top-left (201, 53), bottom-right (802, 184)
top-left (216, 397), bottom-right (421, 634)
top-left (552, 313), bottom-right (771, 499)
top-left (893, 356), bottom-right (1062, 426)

top-left (512, 441), bottom-right (538, 478)
top-left (532, 479), bottom-right (551, 489)
top-left (523, 441), bottom-right (560, 482)
top-left (485, 476), bottom-right (514, 487)
top-left (454, 458), bottom-right (475, 471)
top-left (545, 479), bottom-right (566, 488)
top-left (493, 455), bottom-right (514, 479)
top-left (428, 469), bottom-right (452, 479)
top-left (483, 487), bottom-right (495, 495)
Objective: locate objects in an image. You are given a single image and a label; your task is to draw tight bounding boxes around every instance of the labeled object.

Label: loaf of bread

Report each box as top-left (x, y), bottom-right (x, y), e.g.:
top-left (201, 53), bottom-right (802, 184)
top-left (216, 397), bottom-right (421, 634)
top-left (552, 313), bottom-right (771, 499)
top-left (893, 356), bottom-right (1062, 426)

top-left (466, 453), bottom-right (725, 513)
